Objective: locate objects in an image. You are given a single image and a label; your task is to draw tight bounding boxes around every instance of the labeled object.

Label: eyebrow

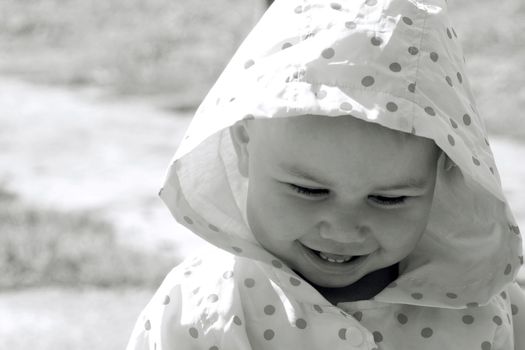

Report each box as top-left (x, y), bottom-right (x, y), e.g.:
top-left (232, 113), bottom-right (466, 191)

top-left (279, 164), bottom-right (429, 191)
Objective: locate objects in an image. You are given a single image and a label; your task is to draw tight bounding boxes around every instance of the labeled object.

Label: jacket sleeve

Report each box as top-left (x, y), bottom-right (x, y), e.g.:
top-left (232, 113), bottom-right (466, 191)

top-left (508, 281), bottom-right (525, 350)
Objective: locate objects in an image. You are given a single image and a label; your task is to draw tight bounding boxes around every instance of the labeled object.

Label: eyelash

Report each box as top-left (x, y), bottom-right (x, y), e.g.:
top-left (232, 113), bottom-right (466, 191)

top-left (289, 184), bottom-right (329, 196)
top-left (289, 184), bottom-right (408, 206)
top-left (369, 195), bottom-right (407, 206)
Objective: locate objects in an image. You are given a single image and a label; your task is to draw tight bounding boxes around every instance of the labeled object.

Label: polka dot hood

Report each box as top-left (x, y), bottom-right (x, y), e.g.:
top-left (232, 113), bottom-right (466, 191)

top-left (128, 0), bottom-right (524, 349)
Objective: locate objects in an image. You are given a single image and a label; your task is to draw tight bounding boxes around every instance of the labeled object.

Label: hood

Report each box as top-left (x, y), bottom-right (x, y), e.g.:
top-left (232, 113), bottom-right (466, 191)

top-left (159, 0), bottom-right (522, 309)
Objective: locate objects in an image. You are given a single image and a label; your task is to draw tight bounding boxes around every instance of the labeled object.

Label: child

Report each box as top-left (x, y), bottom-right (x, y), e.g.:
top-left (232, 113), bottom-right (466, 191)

top-left (127, 0), bottom-right (525, 349)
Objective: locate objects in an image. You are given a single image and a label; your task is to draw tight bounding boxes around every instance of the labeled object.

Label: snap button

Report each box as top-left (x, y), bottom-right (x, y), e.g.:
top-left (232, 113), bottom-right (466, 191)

top-left (346, 326), bottom-right (364, 347)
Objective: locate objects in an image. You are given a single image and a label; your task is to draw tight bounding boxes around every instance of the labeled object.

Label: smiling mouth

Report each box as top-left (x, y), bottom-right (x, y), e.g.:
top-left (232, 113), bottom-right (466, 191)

top-left (309, 248), bottom-right (363, 264)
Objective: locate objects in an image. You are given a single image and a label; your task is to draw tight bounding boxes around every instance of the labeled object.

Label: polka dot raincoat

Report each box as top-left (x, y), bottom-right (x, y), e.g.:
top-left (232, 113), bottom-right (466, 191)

top-left (127, 0), bottom-right (525, 349)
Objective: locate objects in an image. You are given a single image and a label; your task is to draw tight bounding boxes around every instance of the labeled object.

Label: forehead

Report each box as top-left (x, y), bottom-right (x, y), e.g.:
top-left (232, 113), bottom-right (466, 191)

top-left (249, 115), bottom-right (439, 186)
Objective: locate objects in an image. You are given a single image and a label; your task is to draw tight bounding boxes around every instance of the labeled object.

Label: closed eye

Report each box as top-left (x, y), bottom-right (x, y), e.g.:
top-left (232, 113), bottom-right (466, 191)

top-left (368, 195), bottom-right (407, 206)
top-left (289, 184), bottom-right (330, 197)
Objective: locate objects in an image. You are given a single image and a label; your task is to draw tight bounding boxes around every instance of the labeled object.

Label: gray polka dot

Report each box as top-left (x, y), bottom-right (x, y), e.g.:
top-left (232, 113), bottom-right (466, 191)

top-left (353, 311), bottom-right (363, 321)
top-left (222, 271), bottom-right (234, 279)
top-left (362, 75), bottom-right (375, 87)
top-left (271, 260), bottom-right (283, 268)
top-left (183, 216), bottom-right (194, 224)
top-left (408, 83), bottom-right (416, 93)
top-left (402, 16), bottom-right (413, 25)
top-left (244, 59), bottom-right (255, 69)
top-left (387, 282), bottom-right (398, 288)
top-left (424, 106), bottom-right (436, 116)
top-left (294, 5), bottom-right (303, 13)
top-left (365, 0), bottom-right (377, 5)
top-left (313, 304), bottom-right (323, 313)
top-left (264, 305), bottom-right (276, 315)
top-left (316, 90), bottom-right (327, 99)
top-left (463, 113), bottom-right (471, 125)
top-left (457, 72), bottom-right (463, 83)
top-left (386, 102), bottom-right (398, 112)
top-left (145, 320), bottom-right (151, 330)
top-left (446, 292), bottom-right (458, 299)
top-left (208, 294), bottom-right (219, 303)
top-left (244, 278), bottom-right (255, 288)
top-left (447, 28), bottom-right (452, 39)
top-left (493, 315), bottom-right (502, 325)
top-left (232, 246), bottom-right (243, 253)
top-left (296, 318), bottom-right (307, 329)
top-left (421, 327), bottom-right (433, 338)
top-left (447, 135), bottom-right (455, 146)
top-left (163, 295), bottom-right (171, 305)
top-left (389, 62), bottom-right (402, 72)
top-left (208, 224), bottom-right (220, 232)
top-left (397, 313), bottom-right (408, 324)
top-left (192, 287), bottom-right (200, 295)
top-left (408, 46), bottom-right (419, 55)
top-left (462, 315), bottom-right (474, 324)
top-left (411, 293), bottom-right (423, 300)
top-left (330, 2), bottom-right (342, 10)
top-left (450, 118), bottom-right (458, 128)
top-left (340, 102), bottom-right (353, 111)
top-left (243, 114), bottom-right (255, 121)
top-left (371, 36), bottom-right (383, 46)
top-left (338, 328), bottom-right (347, 340)
top-left (504, 264), bottom-right (512, 275)
top-left (373, 331), bottom-right (383, 342)
top-left (184, 270), bottom-right (192, 277)
top-left (282, 42), bottom-right (293, 50)
top-left (209, 346), bottom-right (219, 350)
top-left (321, 48), bottom-right (335, 59)
top-left (233, 315), bottom-right (242, 325)
top-left (512, 304), bottom-right (519, 315)
top-left (345, 21), bottom-right (357, 29)
top-left (446, 76), bottom-right (453, 87)
top-left (481, 341), bottom-right (492, 350)
top-left (472, 157), bottom-right (480, 166)
top-left (264, 329), bottom-right (275, 340)
top-left (189, 327), bottom-right (199, 338)
top-left (467, 302), bottom-right (479, 308)
top-left (430, 52), bottom-right (439, 62)
top-left (290, 277), bottom-right (301, 286)
top-left (501, 291), bottom-right (507, 299)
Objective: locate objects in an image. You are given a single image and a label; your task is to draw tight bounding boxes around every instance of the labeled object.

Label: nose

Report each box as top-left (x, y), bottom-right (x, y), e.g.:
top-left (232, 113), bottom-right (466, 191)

top-left (319, 222), bottom-right (370, 244)
top-left (318, 211), bottom-right (370, 244)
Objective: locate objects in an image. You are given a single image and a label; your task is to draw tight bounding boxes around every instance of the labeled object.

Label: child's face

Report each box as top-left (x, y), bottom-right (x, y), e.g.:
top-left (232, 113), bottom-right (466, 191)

top-left (232, 115), bottom-right (439, 288)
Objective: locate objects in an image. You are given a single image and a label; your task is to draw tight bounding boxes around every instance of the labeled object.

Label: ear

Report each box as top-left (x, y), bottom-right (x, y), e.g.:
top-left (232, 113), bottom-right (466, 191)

top-left (229, 121), bottom-right (251, 177)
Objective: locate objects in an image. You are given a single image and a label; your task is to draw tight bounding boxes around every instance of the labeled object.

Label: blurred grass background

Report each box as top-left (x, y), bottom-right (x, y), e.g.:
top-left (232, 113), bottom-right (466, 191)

top-left (0, 0), bottom-right (523, 349)
top-left (0, 0), bottom-right (259, 110)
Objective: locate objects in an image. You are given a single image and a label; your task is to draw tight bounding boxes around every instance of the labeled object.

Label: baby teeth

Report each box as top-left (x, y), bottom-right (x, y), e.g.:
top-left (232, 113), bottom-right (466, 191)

top-left (319, 252), bottom-right (352, 263)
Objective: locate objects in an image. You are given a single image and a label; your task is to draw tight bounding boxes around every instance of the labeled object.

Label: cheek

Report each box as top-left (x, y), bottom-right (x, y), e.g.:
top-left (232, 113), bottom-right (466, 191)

top-left (372, 207), bottom-right (430, 253)
top-left (247, 186), bottom-right (314, 241)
